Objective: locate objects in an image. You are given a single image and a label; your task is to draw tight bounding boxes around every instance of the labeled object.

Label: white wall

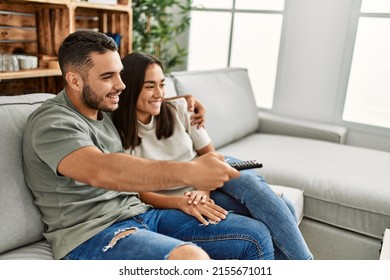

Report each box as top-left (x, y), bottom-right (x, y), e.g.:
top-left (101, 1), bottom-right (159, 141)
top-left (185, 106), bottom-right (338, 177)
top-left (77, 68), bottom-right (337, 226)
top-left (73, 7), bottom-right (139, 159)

top-left (270, 0), bottom-right (390, 152)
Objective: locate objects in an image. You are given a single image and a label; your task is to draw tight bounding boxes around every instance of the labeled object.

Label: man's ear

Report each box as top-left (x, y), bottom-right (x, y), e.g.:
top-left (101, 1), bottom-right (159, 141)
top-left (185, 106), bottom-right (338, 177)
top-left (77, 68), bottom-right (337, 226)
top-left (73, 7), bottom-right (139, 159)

top-left (65, 71), bottom-right (83, 92)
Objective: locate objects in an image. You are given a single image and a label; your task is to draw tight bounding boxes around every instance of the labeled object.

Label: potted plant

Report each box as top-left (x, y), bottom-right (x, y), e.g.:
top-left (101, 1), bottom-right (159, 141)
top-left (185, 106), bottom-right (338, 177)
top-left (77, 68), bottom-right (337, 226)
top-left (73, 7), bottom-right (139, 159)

top-left (132, 0), bottom-right (192, 72)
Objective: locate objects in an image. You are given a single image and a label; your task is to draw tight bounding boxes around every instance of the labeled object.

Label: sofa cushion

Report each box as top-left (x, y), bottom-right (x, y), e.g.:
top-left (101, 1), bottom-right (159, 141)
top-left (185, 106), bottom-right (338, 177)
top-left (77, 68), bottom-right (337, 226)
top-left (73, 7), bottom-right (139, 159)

top-left (0, 93), bottom-right (55, 255)
top-left (258, 111), bottom-right (348, 144)
top-left (164, 76), bottom-right (178, 98)
top-left (172, 68), bottom-right (259, 149)
top-left (0, 240), bottom-right (54, 260)
top-left (218, 133), bottom-right (390, 240)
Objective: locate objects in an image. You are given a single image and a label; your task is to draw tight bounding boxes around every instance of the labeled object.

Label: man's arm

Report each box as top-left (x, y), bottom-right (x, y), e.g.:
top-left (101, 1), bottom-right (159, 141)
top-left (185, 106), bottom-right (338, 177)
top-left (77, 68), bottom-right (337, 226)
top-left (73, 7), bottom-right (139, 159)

top-left (57, 146), bottom-right (239, 193)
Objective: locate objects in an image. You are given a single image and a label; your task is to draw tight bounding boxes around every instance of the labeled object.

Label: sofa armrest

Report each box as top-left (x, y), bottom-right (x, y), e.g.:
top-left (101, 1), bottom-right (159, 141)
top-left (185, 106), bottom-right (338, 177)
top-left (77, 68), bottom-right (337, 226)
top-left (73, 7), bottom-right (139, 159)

top-left (257, 111), bottom-right (348, 144)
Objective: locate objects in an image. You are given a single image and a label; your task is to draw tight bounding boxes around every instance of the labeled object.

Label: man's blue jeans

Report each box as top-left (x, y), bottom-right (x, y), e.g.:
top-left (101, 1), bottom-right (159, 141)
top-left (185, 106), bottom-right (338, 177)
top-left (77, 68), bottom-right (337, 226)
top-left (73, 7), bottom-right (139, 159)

top-left (212, 156), bottom-right (313, 260)
top-left (63, 208), bottom-right (275, 260)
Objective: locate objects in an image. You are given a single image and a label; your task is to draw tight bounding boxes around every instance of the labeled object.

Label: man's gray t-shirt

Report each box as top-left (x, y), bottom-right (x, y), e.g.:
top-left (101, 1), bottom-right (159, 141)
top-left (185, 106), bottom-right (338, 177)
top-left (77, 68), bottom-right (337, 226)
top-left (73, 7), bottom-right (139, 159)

top-left (22, 90), bottom-right (151, 259)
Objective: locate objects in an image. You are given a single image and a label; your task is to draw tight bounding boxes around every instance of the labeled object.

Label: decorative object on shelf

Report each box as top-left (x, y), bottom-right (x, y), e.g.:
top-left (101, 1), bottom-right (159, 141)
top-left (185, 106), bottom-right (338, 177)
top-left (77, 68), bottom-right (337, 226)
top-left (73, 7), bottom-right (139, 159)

top-left (132, 0), bottom-right (192, 72)
top-left (39, 55), bottom-right (58, 69)
top-left (48, 60), bottom-right (60, 69)
top-left (106, 32), bottom-right (121, 48)
top-left (18, 55), bottom-right (38, 70)
top-left (0, 54), bottom-right (37, 72)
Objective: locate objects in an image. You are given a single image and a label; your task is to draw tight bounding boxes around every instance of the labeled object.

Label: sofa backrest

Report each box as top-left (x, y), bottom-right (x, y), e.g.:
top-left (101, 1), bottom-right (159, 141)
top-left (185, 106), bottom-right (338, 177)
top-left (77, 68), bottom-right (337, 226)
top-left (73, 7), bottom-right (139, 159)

top-left (171, 68), bottom-right (259, 149)
top-left (163, 76), bottom-right (178, 98)
top-left (0, 93), bottom-right (54, 254)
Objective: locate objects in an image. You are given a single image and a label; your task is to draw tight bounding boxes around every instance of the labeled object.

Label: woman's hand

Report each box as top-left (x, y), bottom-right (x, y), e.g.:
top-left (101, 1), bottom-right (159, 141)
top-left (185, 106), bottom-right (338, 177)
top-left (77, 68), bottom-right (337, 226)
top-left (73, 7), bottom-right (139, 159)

top-left (178, 196), bottom-right (228, 225)
top-left (184, 190), bottom-right (211, 205)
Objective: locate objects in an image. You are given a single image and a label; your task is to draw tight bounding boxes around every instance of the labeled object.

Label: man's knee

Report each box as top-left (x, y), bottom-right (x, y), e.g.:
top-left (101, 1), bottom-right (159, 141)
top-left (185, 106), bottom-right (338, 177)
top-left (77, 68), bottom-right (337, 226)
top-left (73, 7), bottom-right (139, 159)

top-left (168, 244), bottom-right (210, 260)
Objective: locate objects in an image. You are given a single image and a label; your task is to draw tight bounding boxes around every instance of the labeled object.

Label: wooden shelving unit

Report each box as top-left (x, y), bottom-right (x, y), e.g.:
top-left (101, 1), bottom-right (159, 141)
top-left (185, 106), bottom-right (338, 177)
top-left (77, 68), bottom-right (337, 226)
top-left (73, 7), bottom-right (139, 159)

top-left (0, 68), bottom-right (62, 80)
top-left (0, 0), bottom-right (132, 95)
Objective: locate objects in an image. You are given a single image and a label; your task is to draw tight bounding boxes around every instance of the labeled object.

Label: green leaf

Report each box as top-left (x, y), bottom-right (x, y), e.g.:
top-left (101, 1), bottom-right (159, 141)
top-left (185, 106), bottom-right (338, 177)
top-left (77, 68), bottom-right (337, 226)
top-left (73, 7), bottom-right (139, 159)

top-left (132, 0), bottom-right (193, 72)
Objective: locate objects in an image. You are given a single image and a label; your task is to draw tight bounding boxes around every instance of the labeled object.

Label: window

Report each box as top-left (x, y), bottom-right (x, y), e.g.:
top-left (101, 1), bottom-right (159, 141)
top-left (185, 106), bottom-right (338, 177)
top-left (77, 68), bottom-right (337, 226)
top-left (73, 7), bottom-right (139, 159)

top-left (187, 0), bottom-right (285, 108)
top-left (342, 0), bottom-right (390, 129)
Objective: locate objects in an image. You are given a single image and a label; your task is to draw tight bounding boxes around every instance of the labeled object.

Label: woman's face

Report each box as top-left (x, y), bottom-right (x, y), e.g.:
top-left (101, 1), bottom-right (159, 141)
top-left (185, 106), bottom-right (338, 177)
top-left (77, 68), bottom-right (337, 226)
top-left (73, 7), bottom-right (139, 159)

top-left (136, 63), bottom-right (165, 124)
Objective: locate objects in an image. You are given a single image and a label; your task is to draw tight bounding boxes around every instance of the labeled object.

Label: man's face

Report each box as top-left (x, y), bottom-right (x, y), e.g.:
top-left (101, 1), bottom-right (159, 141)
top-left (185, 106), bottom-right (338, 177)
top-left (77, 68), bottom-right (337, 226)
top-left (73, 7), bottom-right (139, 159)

top-left (81, 51), bottom-right (125, 115)
top-left (82, 82), bottom-right (115, 113)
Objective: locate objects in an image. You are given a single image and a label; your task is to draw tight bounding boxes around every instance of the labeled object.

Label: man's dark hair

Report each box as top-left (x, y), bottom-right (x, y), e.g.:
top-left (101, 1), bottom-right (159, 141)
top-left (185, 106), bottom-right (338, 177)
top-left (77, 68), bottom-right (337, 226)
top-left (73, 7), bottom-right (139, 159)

top-left (58, 31), bottom-right (118, 79)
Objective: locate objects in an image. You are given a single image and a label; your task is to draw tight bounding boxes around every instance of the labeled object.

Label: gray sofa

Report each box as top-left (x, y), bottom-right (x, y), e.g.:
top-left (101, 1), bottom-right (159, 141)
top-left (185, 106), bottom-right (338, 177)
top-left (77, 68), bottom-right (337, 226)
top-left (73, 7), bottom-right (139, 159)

top-left (0, 67), bottom-right (389, 260)
top-left (170, 68), bottom-right (390, 260)
top-left (0, 93), bottom-right (55, 259)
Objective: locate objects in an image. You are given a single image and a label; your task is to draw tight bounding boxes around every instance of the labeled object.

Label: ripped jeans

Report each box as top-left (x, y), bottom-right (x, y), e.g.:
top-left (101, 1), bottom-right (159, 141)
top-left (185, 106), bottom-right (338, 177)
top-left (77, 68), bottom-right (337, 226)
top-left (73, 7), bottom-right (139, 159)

top-left (62, 208), bottom-right (275, 260)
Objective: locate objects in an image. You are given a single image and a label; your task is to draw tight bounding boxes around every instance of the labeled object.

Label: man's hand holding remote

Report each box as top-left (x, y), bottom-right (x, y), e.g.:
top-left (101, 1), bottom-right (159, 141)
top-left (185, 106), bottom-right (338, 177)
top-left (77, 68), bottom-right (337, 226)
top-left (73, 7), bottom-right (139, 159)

top-left (185, 152), bottom-right (240, 191)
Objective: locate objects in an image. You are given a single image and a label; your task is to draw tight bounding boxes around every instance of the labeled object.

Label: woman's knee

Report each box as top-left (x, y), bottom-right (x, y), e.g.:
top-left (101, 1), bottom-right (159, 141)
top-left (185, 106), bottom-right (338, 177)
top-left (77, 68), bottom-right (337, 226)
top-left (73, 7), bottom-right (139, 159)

top-left (168, 244), bottom-right (210, 260)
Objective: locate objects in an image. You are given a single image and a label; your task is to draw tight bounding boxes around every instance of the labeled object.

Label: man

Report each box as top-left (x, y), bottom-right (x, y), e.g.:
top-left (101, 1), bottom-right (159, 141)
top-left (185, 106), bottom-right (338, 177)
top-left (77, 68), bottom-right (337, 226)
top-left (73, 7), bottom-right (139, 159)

top-left (23, 31), bottom-right (274, 260)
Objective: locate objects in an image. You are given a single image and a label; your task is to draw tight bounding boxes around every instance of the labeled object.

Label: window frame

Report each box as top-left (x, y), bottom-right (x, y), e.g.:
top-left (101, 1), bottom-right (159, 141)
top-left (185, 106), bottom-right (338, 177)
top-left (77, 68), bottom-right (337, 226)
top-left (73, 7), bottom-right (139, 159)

top-left (336, 0), bottom-right (390, 137)
top-left (188, 0), bottom-right (286, 109)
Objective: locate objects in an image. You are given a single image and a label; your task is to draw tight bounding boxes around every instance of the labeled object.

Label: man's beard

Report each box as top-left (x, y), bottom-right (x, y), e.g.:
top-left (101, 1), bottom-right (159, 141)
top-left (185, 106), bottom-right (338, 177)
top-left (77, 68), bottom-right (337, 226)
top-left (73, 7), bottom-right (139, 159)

top-left (82, 84), bottom-right (115, 112)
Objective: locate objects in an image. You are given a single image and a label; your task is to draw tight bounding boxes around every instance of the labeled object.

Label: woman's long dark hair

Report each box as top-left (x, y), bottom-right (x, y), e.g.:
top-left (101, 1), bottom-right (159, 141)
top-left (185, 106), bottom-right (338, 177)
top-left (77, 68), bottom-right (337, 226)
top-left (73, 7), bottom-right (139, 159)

top-left (112, 52), bottom-right (175, 150)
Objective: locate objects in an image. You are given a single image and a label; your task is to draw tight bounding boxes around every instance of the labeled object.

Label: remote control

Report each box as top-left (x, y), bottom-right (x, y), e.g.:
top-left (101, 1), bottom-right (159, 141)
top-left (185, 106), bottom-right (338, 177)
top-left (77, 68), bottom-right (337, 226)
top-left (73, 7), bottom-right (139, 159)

top-left (229, 160), bottom-right (263, 171)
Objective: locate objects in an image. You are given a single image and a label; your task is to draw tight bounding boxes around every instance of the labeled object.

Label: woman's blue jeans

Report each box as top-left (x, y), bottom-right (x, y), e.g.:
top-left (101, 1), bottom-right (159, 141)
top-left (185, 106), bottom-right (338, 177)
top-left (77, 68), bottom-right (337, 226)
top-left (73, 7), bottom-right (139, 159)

top-left (211, 156), bottom-right (313, 260)
top-left (63, 208), bottom-right (275, 260)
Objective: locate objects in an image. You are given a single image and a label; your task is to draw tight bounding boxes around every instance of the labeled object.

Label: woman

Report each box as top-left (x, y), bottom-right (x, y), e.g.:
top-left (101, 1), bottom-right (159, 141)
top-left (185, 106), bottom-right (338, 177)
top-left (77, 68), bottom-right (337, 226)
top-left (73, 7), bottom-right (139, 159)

top-left (112, 52), bottom-right (313, 260)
